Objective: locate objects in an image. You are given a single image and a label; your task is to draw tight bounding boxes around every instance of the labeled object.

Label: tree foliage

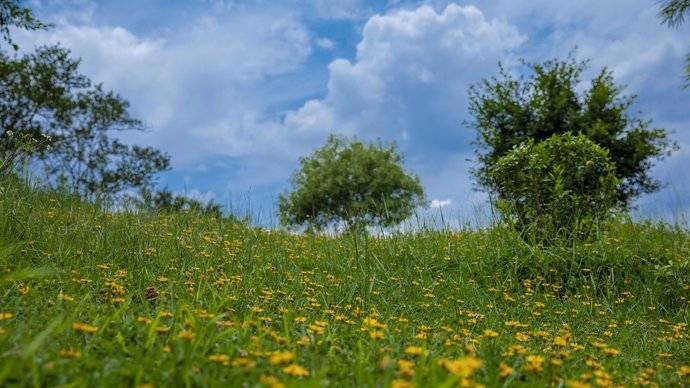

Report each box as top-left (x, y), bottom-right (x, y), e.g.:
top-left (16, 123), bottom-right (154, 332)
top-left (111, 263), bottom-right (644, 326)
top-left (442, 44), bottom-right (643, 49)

top-left (469, 57), bottom-right (677, 208)
top-left (490, 133), bottom-right (619, 239)
top-left (279, 135), bottom-right (425, 232)
top-left (0, 46), bottom-right (170, 198)
top-left (0, 0), bottom-right (49, 50)
top-left (658, 0), bottom-right (690, 87)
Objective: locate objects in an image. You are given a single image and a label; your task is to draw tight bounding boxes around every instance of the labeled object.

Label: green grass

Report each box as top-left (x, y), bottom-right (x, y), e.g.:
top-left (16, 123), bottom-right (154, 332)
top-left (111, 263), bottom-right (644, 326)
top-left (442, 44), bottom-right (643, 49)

top-left (0, 174), bottom-right (689, 387)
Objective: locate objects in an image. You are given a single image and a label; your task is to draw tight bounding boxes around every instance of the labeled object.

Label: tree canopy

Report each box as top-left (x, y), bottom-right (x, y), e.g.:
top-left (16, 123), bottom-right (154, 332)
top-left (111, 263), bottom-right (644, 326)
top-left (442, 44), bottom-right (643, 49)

top-left (469, 57), bottom-right (677, 208)
top-left (279, 135), bottom-right (425, 232)
top-left (0, 2), bottom-right (169, 200)
top-left (0, 0), bottom-right (48, 49)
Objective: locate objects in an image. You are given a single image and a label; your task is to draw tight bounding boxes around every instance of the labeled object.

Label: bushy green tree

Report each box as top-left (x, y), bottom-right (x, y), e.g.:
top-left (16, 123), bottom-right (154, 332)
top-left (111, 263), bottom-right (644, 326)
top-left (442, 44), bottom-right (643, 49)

top-left (490, 133), bottom-right (619, 239)
top-left (0, 3), bottom-right (169, 199)
top-left (658, 0), bottom-right (690, 86)
top-left (0, 46), bottom-right (170, 199)
top-left (469, 57), bottom-right (677, 208)
top-left (279, 135), bottom-right (425, 232)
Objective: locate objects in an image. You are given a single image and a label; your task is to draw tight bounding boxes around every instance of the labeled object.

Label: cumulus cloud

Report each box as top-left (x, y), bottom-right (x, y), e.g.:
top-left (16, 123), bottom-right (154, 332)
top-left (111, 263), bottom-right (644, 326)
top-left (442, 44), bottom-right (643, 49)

top-left (282, 4), bottom-right (526, 209)
top-left (15, 5), bottom-right (313, 164)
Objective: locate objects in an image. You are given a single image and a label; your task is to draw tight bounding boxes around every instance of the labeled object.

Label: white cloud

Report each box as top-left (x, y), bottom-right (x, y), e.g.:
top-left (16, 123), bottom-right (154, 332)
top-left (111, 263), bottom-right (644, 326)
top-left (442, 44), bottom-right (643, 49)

top-left (430, 198), bottom-right (452, 208)
top-left (316, 37), bottom-right (335, 49)
top-left (15, 6), bottom-right (313, 164)
top-left (282, 4), bottom-right (526, 210)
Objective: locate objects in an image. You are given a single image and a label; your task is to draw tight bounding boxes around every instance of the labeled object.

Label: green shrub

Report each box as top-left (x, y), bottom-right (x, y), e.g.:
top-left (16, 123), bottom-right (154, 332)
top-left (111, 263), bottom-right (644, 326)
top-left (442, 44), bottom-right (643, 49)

top-left (489, 133), bottom-right (619, 240)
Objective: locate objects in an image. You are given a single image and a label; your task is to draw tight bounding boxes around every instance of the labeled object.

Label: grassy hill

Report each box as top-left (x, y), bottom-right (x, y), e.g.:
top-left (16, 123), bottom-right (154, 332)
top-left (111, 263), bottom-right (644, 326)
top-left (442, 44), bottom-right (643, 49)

top-left (0, 174), bottom-right (689, 387)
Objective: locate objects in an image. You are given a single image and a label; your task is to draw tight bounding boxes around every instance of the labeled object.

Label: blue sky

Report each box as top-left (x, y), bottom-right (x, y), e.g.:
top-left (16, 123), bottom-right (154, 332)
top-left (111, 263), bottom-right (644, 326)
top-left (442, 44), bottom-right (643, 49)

top-left (16, 0), bottom-right (690, 225)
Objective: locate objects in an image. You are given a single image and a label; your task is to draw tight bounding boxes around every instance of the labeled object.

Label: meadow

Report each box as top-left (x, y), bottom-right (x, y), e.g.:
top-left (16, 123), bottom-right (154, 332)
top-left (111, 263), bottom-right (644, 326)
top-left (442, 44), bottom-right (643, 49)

top-left (0, 174), bottom-right (689, 387)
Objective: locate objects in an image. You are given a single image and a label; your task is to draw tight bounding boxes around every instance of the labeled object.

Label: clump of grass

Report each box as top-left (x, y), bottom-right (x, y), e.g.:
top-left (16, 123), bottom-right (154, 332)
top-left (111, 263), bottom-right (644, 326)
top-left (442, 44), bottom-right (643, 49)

top-left (0, 174), bottom-right (689, 387)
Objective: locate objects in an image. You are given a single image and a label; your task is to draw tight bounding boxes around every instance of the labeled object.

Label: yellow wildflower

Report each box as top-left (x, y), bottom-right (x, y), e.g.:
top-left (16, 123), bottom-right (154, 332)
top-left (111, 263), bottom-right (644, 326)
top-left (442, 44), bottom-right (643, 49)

top-left (391, 379), bottom-right (413, 388)
top-left (282, 363), bottom-right (309, 377)
top-left (677, 366), bottom-right (690, 377)
top-left (369, 330), bottom-right (385, 340)
top-left (270, 351), bottom-right (295, 365)
top-left (404, 346), bottom-right (424, 356)
top-left (208, 354), bottom-right (230, 363)
top-left (499, 362), bottom-right (513, 378)
top-left (553, 336), bottom-right (568, 346)
top-left (178, 330), bottom-right (195, 340)
top-left (259, 375), bottom-right (285, 388)
top-left (438, 356), bottom-right (482, 377)
top-left (72, 322), bottom-right (98, 333)
top-left (603, 347), bottom-right (620, 356)
top-left (524, 355), bottom-right (544, 373)
top-left (483, 329), bottom-right (499, 338)
top-left (58, 349), bottom-right (81, 358)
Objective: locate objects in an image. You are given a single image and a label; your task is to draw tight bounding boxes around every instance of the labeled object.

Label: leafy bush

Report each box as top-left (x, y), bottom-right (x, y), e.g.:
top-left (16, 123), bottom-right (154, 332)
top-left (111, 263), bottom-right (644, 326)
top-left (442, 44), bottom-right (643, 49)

top-left (469, 57), bottom-right (677, 208)
top-left (489, 133), bottom-right (619, 239)
top-left (279, 134), bottom-right (425, 232)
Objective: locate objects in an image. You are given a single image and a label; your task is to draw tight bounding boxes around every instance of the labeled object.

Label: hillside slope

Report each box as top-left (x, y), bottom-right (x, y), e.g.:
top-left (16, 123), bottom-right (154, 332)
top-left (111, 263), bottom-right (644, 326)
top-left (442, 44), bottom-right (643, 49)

top-left (0, 175), bottom-right (689, 387)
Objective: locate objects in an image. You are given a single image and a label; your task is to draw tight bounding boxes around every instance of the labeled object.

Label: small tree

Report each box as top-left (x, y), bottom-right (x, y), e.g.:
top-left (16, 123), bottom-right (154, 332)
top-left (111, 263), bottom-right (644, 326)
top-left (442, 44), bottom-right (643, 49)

top-left (279, 134), bottom-right (425, 232)
top-left (469, 57), bottom-right (677, 208)
top-left (490, 133), bottom-right (619, 239)
top-left (0, 45), bottom-right (170, 199)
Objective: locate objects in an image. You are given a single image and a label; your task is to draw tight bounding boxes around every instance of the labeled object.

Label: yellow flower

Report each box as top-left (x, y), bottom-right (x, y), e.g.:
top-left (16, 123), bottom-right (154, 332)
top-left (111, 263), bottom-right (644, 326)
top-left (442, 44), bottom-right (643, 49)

top-left (397, 359), bottom-right (416, 378)
top-left (0, 312), bottom-right (13, 320)
top-left (603, 347), bottom-right (620, 356)
top-left (553, 336), bottom-right (568, 346)
top-left (369, 330), bottom-right (385, 340)
top-left (259, 375), bottom-right (285, 388)
top-left (270, 351), bottom-right (295, 365)
top-left (483, 329), bottom-right (499, 338)
top-left (60, 293), bottom-right (75, 302)
top-left (499, 362), bottom-right (514, 378)
top-left (58, 349), bottom-right (81, 358)
top-left (72, 322), bottom-right (98, 333)
top-left (678, 366), bottom-right (690, 377)
top-left (178, 330), bottom-right (195, 341)
top-left (524, 355), bottom-right (545, 373)
top-left (515, 332), bottom-right (530, 342)
top-left (404, 346), bottom-right (424, 356)
top-left (391, 379), bottom-right (413, 388)
top-left (282, 363), bottom-right (309, 377)
top-left (438, 356), bottom-right (482, 377)
top-left (566, 381), bottom-right (591, 388)
top-left (208, 354), bottom-right (230, 363)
